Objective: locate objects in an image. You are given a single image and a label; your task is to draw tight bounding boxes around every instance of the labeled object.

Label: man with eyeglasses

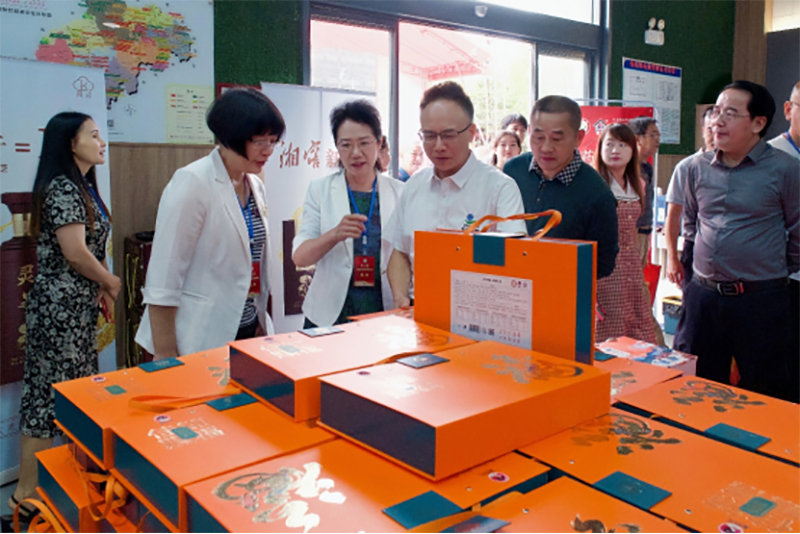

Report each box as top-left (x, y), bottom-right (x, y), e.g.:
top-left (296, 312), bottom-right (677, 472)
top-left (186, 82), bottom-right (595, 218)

top-left (387, 81), bottom-right (525, 308)
top-left (628, 117), bottom-right (661, 267)
top-left (503, 95), bottom-right (618, 280)
top-left (767, 80), bottom-right (800, 402)
top-left (676, 80), bottom-right (799, 400)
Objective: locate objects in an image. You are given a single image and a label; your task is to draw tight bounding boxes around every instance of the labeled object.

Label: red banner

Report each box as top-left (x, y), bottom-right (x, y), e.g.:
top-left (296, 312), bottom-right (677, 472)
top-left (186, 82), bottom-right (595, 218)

top-left (578, 106), bottom-right (654, 166)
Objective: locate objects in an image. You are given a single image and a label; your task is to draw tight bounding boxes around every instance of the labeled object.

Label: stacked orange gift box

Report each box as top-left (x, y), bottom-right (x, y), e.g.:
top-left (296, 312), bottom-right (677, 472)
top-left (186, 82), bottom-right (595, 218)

top-left (32, 220), bottom-right (798, 533)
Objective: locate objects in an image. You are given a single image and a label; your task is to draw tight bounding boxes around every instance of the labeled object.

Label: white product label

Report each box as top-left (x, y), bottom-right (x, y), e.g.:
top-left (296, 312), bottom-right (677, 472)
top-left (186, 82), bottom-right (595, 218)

top-left (450, 270), bottom-right (532, 349)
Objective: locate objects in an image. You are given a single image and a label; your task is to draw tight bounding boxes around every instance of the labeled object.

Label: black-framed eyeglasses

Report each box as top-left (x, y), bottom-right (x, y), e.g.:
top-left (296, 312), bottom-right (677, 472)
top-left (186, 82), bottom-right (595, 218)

top-left (418, 124), bottom-right (472, 144)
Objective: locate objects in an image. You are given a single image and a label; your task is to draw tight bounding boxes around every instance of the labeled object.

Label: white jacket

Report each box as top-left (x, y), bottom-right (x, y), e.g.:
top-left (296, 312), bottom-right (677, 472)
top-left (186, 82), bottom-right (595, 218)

top-left (293, 170), bottom-right (404, 326)
top-left (135, 148), bottom-right (273, 356)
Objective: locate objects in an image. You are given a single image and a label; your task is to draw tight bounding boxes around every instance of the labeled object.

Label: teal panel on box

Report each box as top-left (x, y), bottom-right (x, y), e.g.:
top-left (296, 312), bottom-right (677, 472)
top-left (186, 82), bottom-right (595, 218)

top-left (740, 496), bottom-right (776, 517)
top-left (187, 495), bottom-right (227, 533)
top-left (206, 392), bottom-right (256, 412)
top-left (575, 243), bottom-right (594, 364)
top-left (705, 423), bottom-right (771, 451)
top-left (593, 350), bottom-right (616, 362)
top-left (139, 357), bottom-right (184, 373)
top-left (383, 490), bottom-right (463, 529)
top-left (114, 435), bottom-right (179, 527)
top-left (105, 385), bottom-right (126, 395)
top-left (594, 471), bottom-right (671, 510)
top-left (39, 461), bottom-right (80, 531)
top-left (54, 390), bottom-right (105, 464)
top-left (473, 234), bottom-right (506, 266)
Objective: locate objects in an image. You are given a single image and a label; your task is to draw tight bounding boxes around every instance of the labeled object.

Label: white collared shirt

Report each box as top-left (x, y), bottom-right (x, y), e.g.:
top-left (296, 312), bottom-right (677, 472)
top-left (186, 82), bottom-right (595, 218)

top-left (609, 177), bottom-right (639, 201)
top-left (389, 152), bottom-right (526, 297)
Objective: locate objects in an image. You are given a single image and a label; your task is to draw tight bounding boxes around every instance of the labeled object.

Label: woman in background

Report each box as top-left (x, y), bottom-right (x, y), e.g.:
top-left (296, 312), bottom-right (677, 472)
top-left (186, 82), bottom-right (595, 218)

top-left (593, 123), bottom-right (657, 343)
top-left (491, 130), bottom-right (522, 171)
top-left (7, 112), bottom-right (119, 528)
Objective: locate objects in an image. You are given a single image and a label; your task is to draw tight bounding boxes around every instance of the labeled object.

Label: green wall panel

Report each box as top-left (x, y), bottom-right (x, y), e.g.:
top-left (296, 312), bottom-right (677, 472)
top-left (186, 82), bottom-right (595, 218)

top-left (214, 0), bottom-right (304, 87)
top-left (609, 0), bottom-right (736, 154)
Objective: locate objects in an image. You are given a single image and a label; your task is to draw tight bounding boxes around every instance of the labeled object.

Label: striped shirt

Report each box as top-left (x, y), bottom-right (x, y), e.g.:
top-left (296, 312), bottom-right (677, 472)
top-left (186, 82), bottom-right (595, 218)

top-left (240, 192), bottom-right (266, 327)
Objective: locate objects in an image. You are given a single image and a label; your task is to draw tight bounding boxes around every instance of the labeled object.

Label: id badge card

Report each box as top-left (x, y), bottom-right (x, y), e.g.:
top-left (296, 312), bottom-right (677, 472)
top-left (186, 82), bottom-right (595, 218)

top-left (353, 255), bottom-right (376, 287)
top-left (249, 261), bottom-right (261, 296)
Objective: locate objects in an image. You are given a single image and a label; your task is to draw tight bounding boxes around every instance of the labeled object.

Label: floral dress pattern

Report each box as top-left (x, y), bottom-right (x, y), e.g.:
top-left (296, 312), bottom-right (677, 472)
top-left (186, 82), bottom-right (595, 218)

top-left (20, 175), bottom-right (110, 438)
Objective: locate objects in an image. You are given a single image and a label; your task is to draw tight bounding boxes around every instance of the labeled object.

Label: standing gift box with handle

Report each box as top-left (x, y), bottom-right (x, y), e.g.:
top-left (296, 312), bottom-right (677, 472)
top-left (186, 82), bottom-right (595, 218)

top-left (414, 211), bottom-right (597, 364)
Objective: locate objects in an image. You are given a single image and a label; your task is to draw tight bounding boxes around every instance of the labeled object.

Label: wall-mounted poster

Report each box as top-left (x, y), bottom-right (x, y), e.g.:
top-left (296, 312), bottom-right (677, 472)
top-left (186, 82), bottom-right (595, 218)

top-left (622, 58), bottom-right (682, 145)
top-left (0, 0), bottom-right (214, 144)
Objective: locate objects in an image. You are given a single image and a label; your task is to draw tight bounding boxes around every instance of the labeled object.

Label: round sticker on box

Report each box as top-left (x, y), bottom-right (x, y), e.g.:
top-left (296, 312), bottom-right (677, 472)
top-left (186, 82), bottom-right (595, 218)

top-left (154, 414), bottom-right (170, 423)
top-left (91, 376), bottom-right (106, 383)
top-left (488, 472), bottom-right (510, 483)
top-left (719, 523), bottom-right (744, 533)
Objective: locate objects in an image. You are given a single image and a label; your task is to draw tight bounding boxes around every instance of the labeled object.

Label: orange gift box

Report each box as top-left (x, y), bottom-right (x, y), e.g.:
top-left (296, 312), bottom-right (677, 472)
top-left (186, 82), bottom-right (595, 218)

top-left (54, 347), bottom-right (233, 470)
top-left (596, 337), bottom-right (697, 375)
top-left (594, 354), bottom-right (682, 403)
top-left (36, 444), bottom-right (105, 533)
top-left (414, 229), bottom-right (597, 364)
top-left (183, 439), bottom-right (550, 533)
top-left (110, 393), bottom-right (335, 532)
top-left (228, 315), bottom-right (474, 422)
top-left (432, 476), bottom-right (686, 533)
top-left (319, 340), bottom-right (609, 480)
top-left (519, 408), bottom-right (800, 532)
top-left (617, 375), bottom-right (800, 466)
top-left (348, 307), bottom-right (414, 321)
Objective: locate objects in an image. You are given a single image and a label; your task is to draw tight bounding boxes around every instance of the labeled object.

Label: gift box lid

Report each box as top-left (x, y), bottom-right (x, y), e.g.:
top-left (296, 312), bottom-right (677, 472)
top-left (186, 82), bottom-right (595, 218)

top-left (183, 439), bottom-right (550, 533)
top-left (519, 408), bottom-right (800, 533)
top-left (617, 375), bottom-right (800, 465)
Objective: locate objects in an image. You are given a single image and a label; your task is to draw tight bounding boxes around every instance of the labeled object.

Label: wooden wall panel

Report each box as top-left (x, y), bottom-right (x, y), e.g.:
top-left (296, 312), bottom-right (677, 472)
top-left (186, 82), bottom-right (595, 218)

top-left (109, 143), bottom-right (214, 367)
top-left (733, 0), bottom-right (767, 84)
top-left (655, 154), bottom-right (688, 193)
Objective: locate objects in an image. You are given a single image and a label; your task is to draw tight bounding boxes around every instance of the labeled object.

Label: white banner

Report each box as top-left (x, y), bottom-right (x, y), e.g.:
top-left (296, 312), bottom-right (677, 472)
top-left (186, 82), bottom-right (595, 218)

top-left (0, 57), bottom-right (114, 479)
top-left (259, 82), bottom-right (375, 333)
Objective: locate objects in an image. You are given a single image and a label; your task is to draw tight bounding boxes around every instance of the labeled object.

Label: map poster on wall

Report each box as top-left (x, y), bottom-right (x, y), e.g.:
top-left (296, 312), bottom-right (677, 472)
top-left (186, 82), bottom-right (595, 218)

top-left (622, 58), bottom-right (682, 144)
top-left (0, 0), bottom-right (214, 144)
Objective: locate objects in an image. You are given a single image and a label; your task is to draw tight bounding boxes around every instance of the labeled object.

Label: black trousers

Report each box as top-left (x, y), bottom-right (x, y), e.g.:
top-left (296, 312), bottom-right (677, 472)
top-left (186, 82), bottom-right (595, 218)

top-left (672, 240), bottom-right (694, 349)
top-left (235, 317), bottom-right (258, 340)
top-left (674, 278), bottom-right (791, 399)
top-left (788, 278), bottom-right (799, 402)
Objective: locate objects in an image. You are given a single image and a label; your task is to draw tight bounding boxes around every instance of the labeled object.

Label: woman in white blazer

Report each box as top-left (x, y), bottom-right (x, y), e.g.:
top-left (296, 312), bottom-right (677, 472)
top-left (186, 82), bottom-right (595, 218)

top-left (293, 100), bottom-right (404, 327)
top-left (135, 88), bottom-right (285, 359)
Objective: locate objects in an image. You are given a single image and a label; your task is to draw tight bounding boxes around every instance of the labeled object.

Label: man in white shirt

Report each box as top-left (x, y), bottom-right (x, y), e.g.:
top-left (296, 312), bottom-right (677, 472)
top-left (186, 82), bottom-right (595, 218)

top-left (387, 81), bottom-right (526, 307)
top-left (768, 80), bottom-right (800, 402)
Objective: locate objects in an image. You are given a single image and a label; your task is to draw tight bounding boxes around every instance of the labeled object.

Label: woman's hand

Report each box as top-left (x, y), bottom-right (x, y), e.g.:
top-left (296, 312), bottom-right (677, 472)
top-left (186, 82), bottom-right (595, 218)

top-left (332, 214), bottom-right (367, 243)
top-left (103, 274), bottom-right (122, 301)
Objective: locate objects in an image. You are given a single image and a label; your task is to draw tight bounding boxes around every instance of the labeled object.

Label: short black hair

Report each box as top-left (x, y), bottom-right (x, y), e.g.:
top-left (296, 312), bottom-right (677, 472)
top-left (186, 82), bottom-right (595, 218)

top-left (420, 81), bottom-right (474, 121)
top-left (329, 99), bottom-right (382, 143)
top-left (531, 96), bottom-right (582, 133)
top-left (628, 116), bottom-right (658, 136)
top-left (723, 80), bottom-right (776, 137)
top-left (206, 87), bottom-right (286, 158)
top-left (702, 105), bottom-right (715, 121)
top-left (501, 113), bottom-right (528, 131)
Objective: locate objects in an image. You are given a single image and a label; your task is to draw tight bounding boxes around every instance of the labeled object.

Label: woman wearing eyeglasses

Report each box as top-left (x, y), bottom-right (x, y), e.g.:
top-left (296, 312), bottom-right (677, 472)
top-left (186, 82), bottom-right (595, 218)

top-left (136, 88), bottom-right (285, 358)
top-left (293, 100), bottom-right (404, 327)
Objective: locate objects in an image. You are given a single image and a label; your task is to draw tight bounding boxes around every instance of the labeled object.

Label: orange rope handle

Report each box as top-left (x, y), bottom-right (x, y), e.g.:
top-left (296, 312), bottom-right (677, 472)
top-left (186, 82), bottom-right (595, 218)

top-left (463, 210), bottom-right (562, 241)
top-left (13, 498), bottom-right (65, 533)
top-left (128, 384), bottom-right (241, 412)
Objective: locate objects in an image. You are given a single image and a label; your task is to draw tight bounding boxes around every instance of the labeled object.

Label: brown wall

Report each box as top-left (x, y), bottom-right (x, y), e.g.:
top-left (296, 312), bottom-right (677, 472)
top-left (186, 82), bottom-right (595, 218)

top-left (732, 0), bottom-right (767, 84)
top-left (108, 143), bottom-right (214, 367)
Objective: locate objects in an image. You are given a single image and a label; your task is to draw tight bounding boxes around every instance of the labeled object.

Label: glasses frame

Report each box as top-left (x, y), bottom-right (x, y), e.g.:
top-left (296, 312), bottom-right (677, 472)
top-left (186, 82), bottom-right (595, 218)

top-left (710, 107), bottom-right (751, 122)
top-left (418, 123), bottom-right (472, 145)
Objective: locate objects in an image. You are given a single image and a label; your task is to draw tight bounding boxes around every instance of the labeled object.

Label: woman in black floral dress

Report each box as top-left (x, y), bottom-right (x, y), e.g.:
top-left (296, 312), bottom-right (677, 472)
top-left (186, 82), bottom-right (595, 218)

top-left (5, 112), bottom-right (120, 524)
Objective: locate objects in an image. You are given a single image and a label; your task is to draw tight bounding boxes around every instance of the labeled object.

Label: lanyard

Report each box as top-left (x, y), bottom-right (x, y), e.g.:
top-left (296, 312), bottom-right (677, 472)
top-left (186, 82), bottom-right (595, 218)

top-left (236, 180), bottom-right (254, 252)
top-left (87, 184), bottom-right (108, 220)
top-left (785, 131), bottom-right (800, 155)
top-left (346, 178), bottom-right (377, 247)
